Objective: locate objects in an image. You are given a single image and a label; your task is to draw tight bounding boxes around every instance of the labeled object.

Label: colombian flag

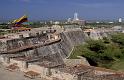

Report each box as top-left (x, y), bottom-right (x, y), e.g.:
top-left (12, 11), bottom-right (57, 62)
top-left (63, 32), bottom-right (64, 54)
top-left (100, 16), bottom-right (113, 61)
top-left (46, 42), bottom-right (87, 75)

top-left (12, 15), bottom-right (28, 25)
top-left (16, 15), bottom-right (28, 24)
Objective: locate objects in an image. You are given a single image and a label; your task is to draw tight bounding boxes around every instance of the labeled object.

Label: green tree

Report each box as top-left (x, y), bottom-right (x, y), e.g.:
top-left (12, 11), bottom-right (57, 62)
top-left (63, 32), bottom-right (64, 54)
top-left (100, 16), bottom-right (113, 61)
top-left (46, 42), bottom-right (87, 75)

top-left (70, 39), bottom-right (124, 69)
top-left (86, 40), bottom-right (106, 53)
top-left (111, 33), bottom-right (124, 45)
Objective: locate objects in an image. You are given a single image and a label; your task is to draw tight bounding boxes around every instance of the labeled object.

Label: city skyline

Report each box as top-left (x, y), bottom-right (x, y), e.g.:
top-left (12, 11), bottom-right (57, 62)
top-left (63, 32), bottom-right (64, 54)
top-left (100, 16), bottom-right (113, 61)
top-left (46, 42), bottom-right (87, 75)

top-left (0, 0), bottom-right (124, 20)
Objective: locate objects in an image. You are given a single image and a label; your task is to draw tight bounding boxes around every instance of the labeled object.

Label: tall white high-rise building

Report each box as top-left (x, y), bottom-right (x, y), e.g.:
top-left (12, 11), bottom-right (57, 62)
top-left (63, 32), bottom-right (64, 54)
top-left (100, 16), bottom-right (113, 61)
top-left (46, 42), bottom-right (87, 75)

top-left (73, 12), bottom-right (79, 21)
top-left (119, 18), bottom-right (122, 23)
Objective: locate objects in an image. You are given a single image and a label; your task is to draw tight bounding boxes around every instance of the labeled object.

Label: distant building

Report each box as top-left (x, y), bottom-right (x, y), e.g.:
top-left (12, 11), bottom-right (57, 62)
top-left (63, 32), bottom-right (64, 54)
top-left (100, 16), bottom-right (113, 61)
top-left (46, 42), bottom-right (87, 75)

top-left (73, 12), bottom-right (79, 21)
top-left (54, 21), bottom-right (60, 25)
top-left (113, 26), bottom-right (122, 32)
top-left (71, 12), bottom-right (85, 25)
top-left (119, 18), bottom-right (122, 23)
top-left (72, 19), bottom-right (85, 25)
top-left (67, 18), bottom-right (71, 22)
top-left (96, 22), bottom-right (100, 23)
top-left (108, 22), bottom-right (114, 24)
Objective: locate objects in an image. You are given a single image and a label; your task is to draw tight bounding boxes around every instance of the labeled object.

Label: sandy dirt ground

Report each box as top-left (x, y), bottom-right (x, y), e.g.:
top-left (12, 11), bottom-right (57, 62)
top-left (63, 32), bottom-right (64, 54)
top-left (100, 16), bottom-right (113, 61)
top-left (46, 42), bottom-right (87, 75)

top-left (0, 64), bottom-right (41, 80)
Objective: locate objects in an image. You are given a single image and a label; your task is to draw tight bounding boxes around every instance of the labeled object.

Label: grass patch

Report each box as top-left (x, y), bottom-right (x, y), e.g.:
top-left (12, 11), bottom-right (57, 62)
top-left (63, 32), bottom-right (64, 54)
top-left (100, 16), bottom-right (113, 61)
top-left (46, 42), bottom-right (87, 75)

top-left (68, 44), bottom-right (94, 59)
top-left (69, 45), bottom-right (84, 59)
top-left (111, 58), bottom-right (124, 71)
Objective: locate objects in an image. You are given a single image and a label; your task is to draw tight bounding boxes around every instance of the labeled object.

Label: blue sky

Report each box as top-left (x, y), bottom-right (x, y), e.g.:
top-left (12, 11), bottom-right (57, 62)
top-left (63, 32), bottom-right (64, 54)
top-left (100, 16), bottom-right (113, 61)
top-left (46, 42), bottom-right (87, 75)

top-left (0, 0), bottom-right (124, 20)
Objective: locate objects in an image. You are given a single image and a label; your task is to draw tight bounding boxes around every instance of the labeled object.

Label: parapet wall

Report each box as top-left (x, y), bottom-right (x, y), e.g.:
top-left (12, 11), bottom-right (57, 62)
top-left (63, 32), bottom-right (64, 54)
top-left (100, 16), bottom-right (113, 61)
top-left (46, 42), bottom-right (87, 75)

top-left (0, 34), bottom-right (48, 52)
top-left (28, 29), bottom-right (87, 58)
top-left (2, 29), bottom-right (87, 59)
